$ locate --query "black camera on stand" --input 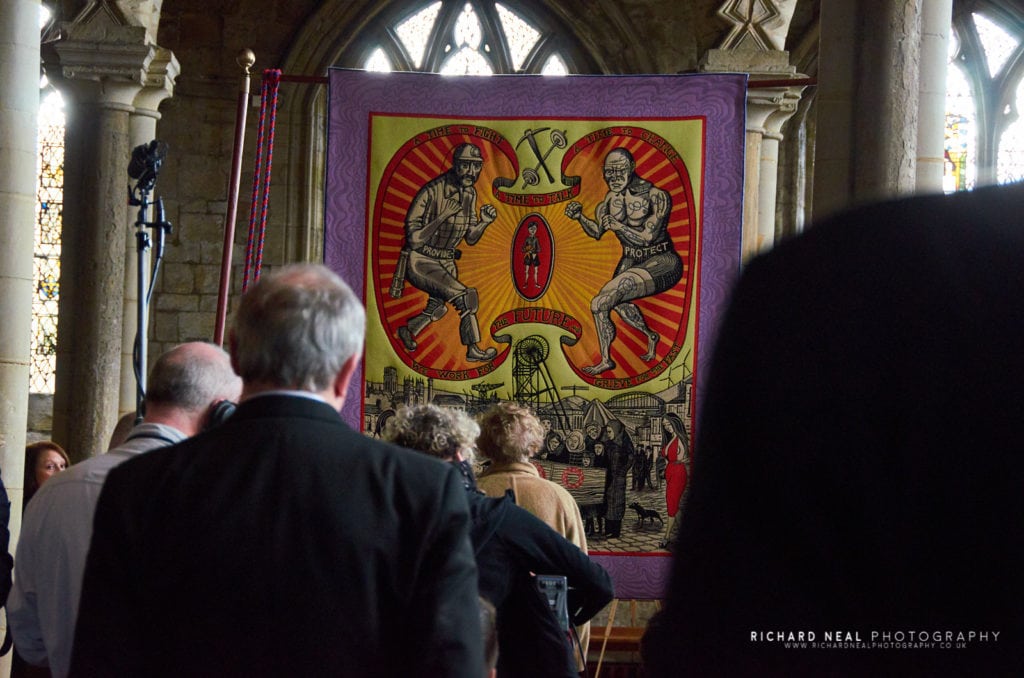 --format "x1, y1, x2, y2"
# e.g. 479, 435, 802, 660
128, 140, 173, 423
128, 140, 168, 194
